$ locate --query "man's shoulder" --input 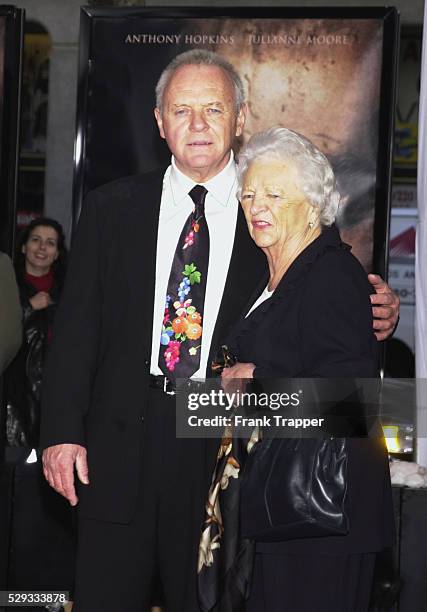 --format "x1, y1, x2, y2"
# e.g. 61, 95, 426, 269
85, 168, 166, 208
